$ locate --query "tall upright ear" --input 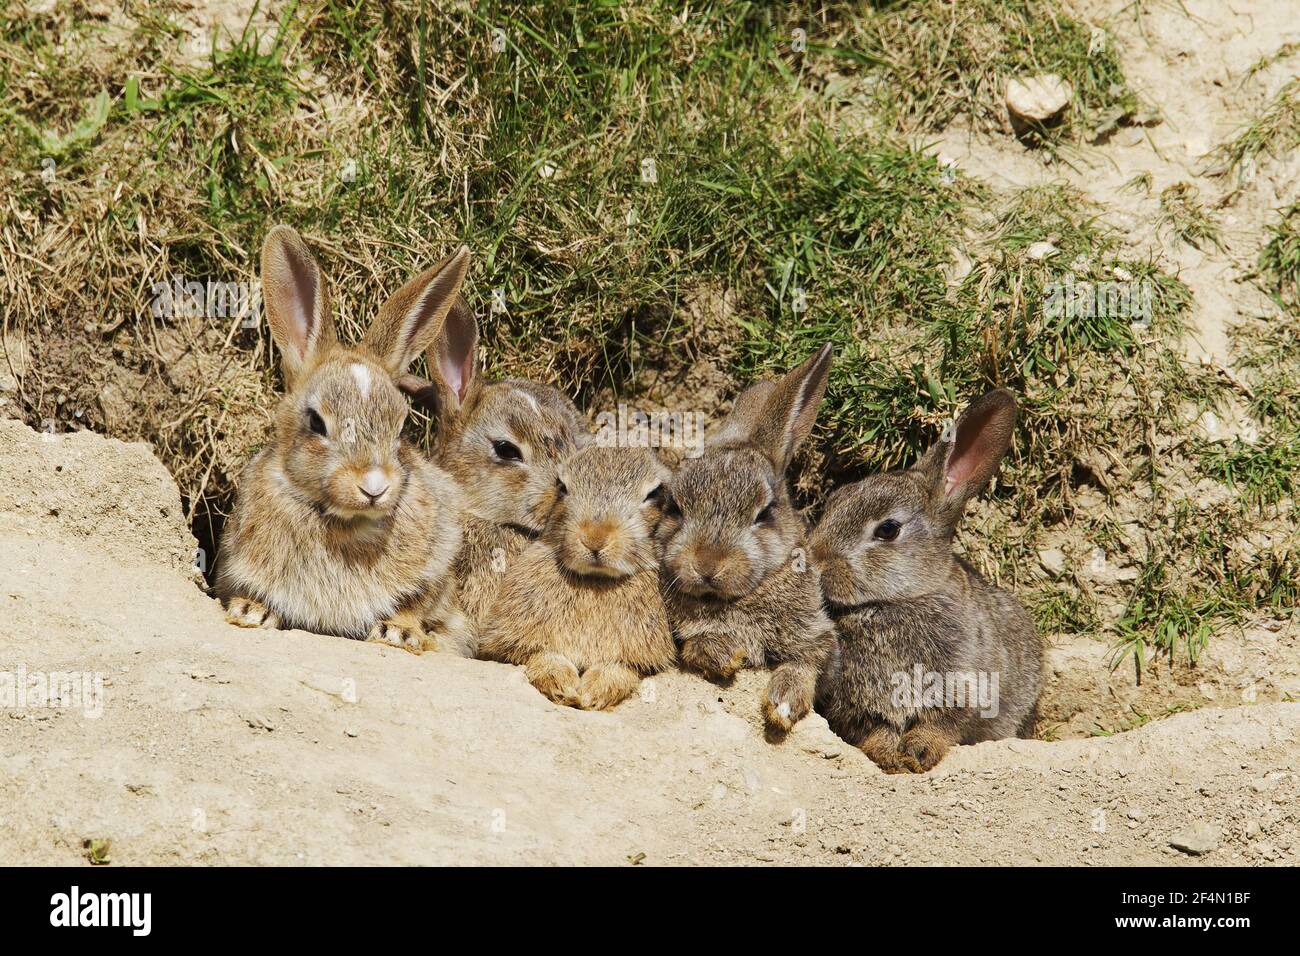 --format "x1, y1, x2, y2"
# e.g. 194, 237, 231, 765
260, 225, 335, 386
396, 292, 477, 426
429, 292, 478, 409
709, 380, 776, 448
748, 343, 834, 473
915, 388, 1018, 528
364, 245, 470, 377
